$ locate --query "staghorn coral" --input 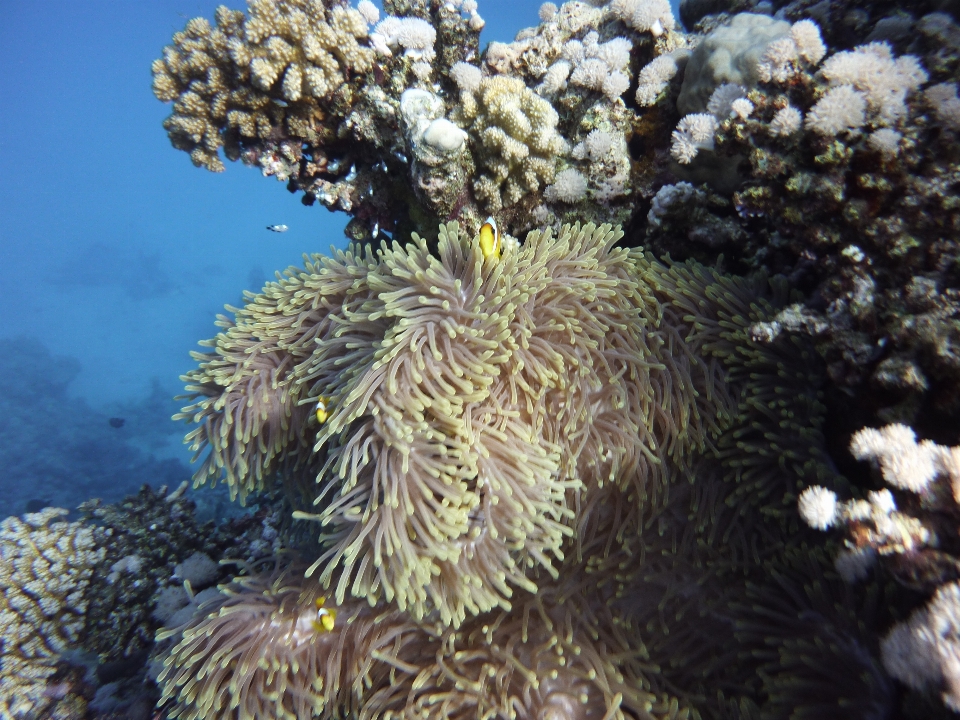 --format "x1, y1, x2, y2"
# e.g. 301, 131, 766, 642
0, 508, 105, 720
